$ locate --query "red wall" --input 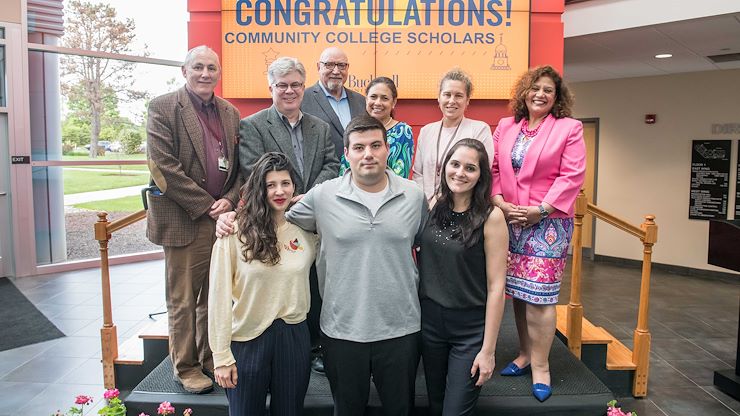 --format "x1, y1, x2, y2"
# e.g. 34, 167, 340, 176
187, 0, 565, 132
